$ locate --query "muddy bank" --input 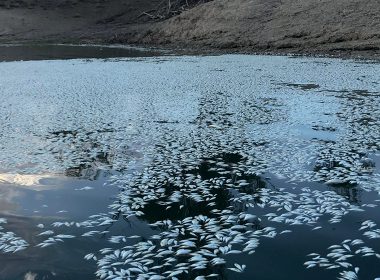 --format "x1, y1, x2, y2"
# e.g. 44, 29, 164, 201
0, 0, 380, 57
